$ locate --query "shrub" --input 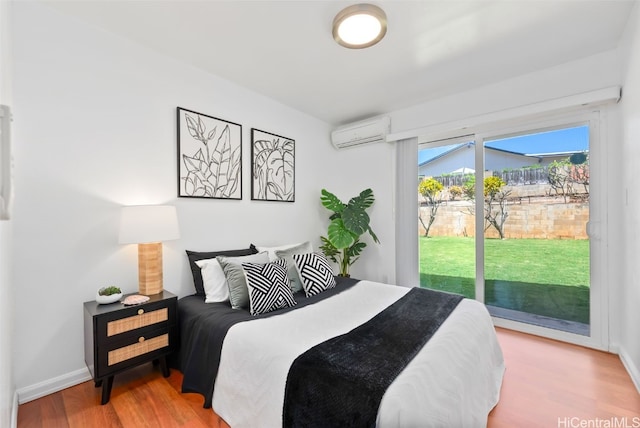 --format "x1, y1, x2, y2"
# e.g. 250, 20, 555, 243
463, 175, 476, 199
449, 185, 463, 200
